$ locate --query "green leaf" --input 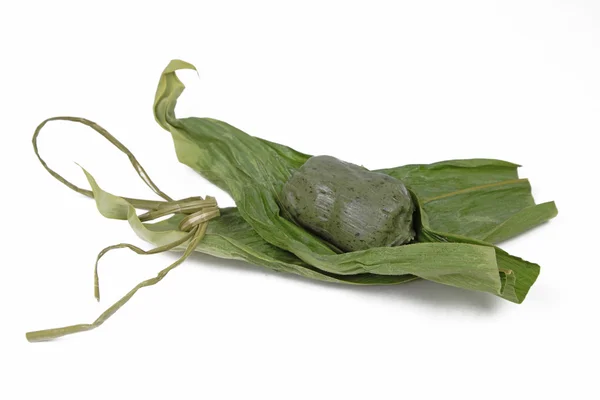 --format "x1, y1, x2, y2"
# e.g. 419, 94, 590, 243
152, 60, 553, 302
384, 161, 557, 242
419, 227, 540, 303
82, 167, 132, 219
481, 201, 558, 243
143, 208, 420, 285
86, 170, 420, 287
154, 61, 556, 245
